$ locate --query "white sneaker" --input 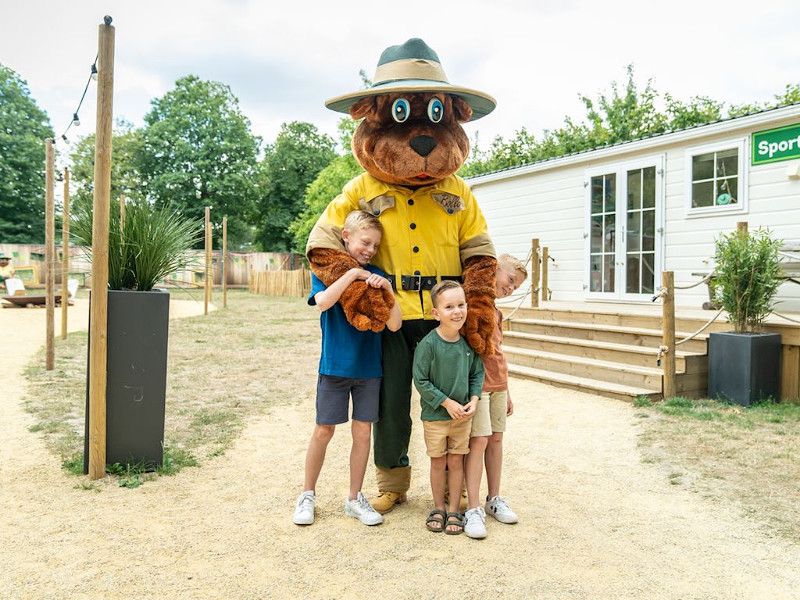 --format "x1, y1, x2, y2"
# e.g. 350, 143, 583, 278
485, 495, 518, 524
464, 507, 487, 539
344, 491, 384, 526
293, 490, 315, 525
